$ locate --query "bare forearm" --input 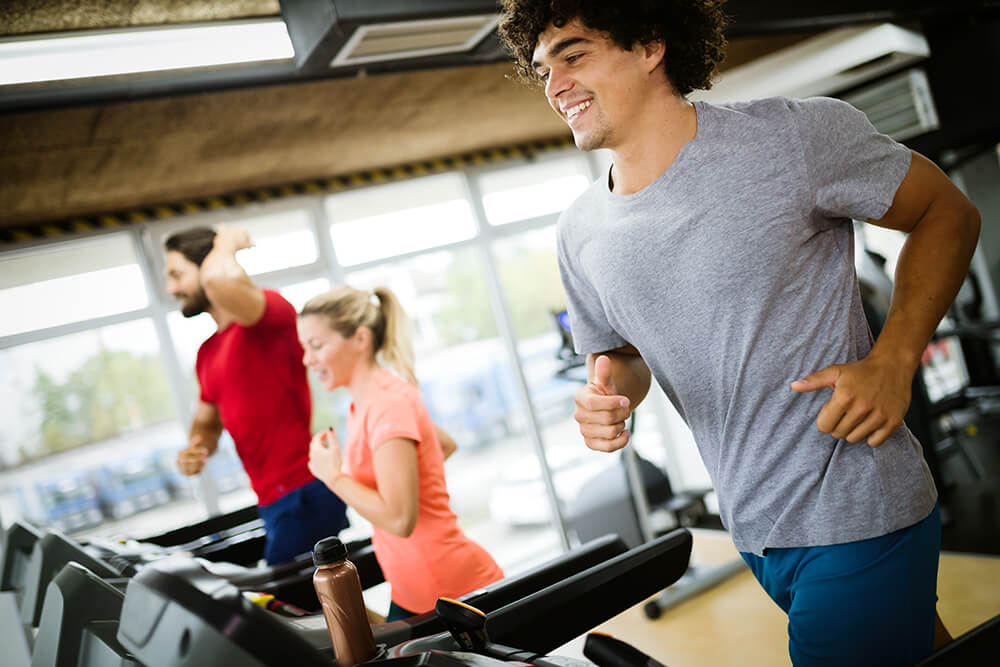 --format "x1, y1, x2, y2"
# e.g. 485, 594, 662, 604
328, 476, 415, 537
200, 239, 252, 295
188, 421, 221, 454
873, 199, 980, 375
